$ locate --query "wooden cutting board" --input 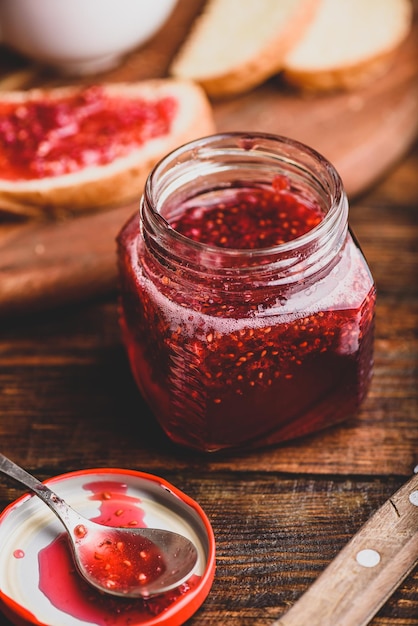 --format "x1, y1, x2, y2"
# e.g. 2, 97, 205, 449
1, 0, 418, 317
